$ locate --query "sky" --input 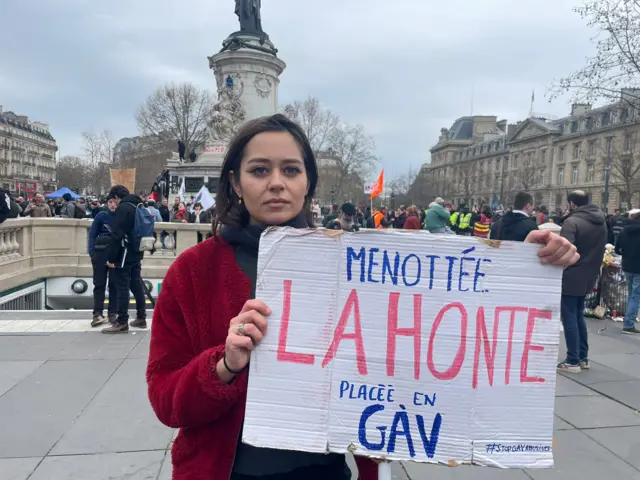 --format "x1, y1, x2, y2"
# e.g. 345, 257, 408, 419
0, 0, 597, 181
